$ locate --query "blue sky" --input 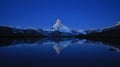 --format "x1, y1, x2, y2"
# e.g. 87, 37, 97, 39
0, 0, 120, 30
